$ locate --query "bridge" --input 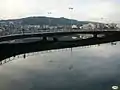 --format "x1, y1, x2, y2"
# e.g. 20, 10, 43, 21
0, 29, 120, 64
0, 30, 120, 42
1, 32, 120, 63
